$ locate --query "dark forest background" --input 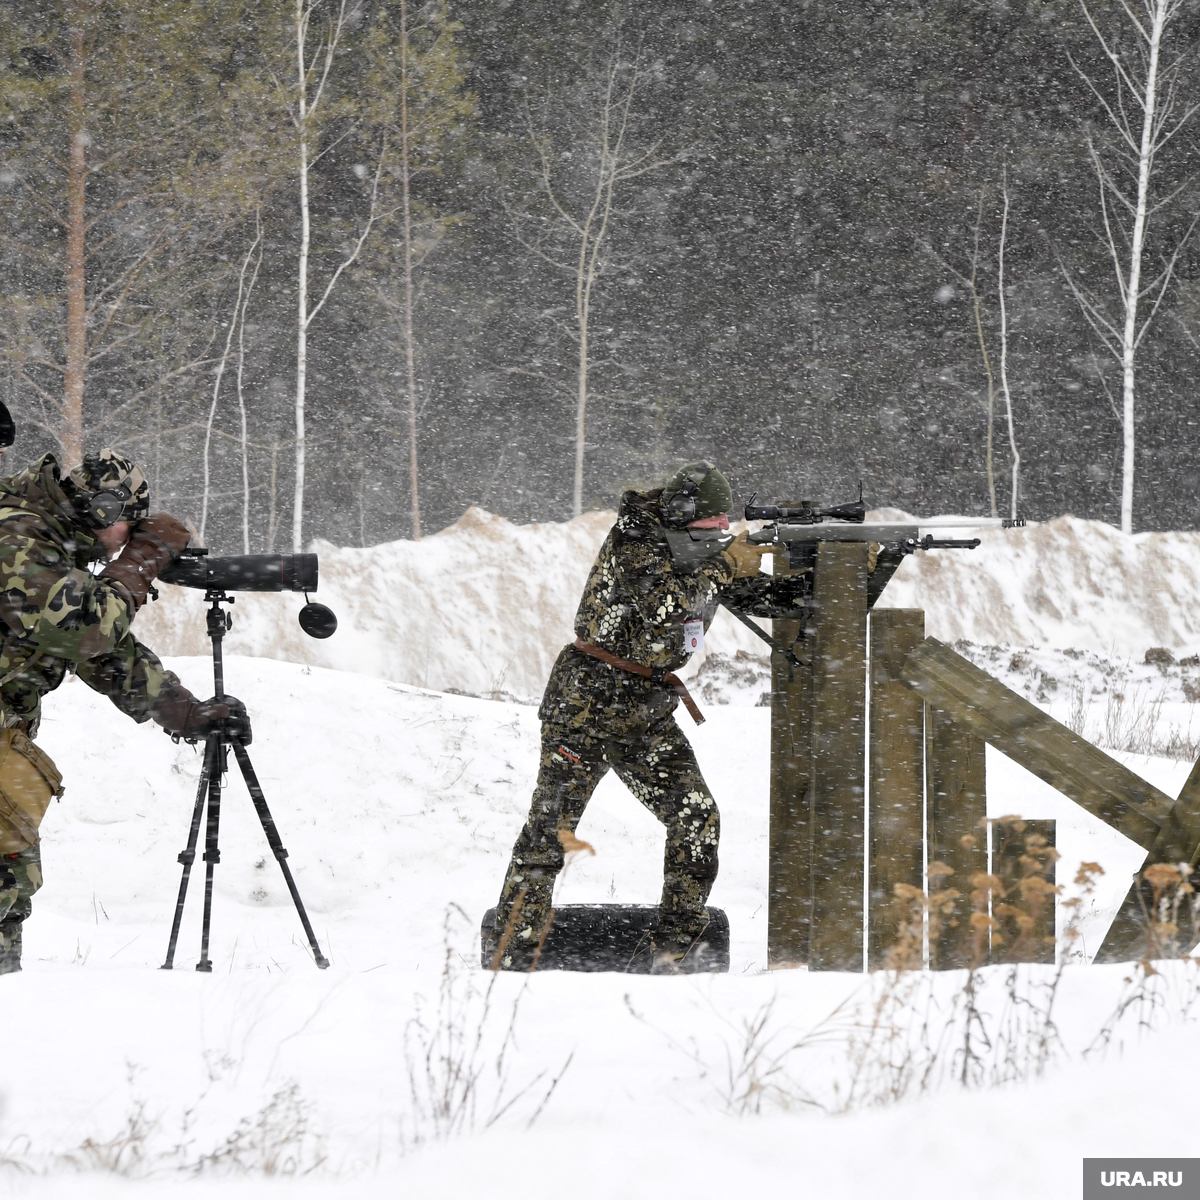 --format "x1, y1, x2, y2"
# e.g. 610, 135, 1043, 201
3, 0, 1200, 549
